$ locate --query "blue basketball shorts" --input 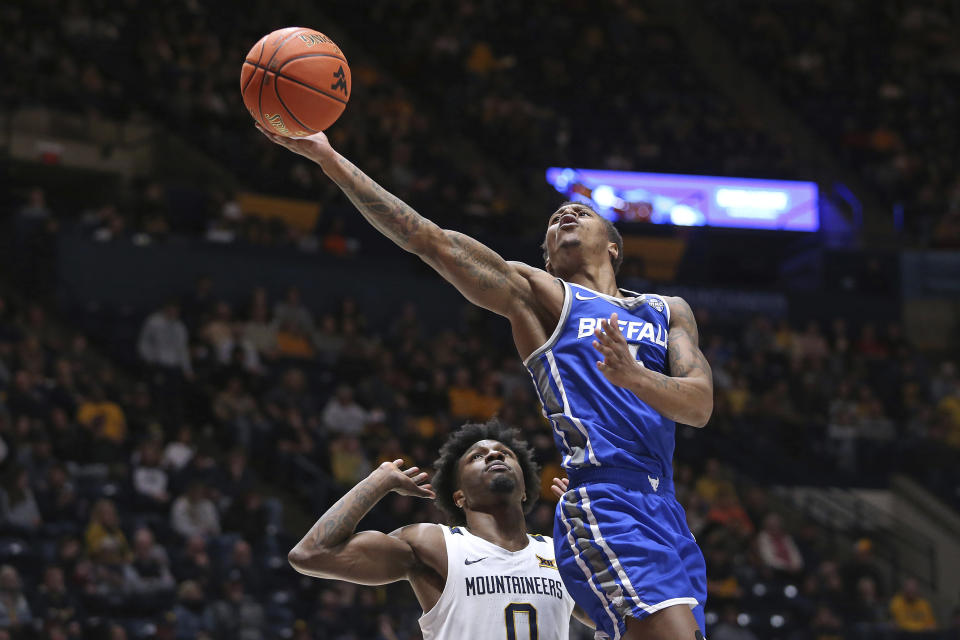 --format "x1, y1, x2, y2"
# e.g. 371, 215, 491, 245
553, 473, 707, 639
